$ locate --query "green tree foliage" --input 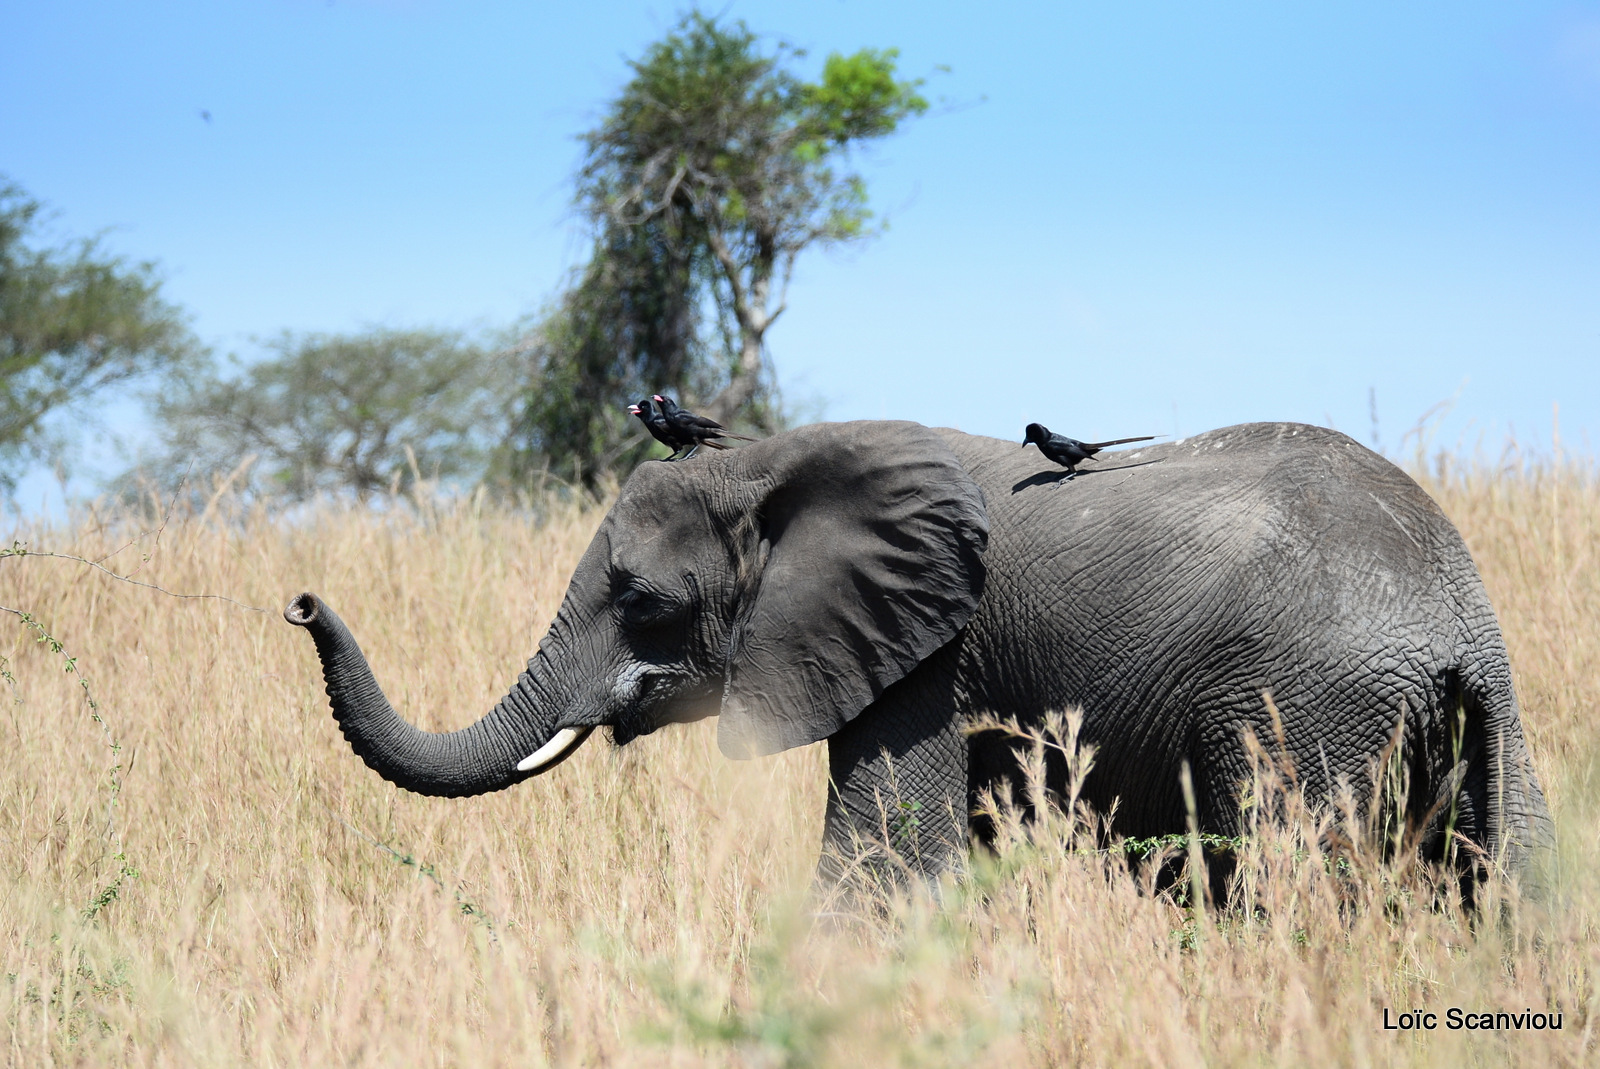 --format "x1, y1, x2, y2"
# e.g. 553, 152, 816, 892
508, 11, 928, 485
0, 177, 197, 491
138, 328, 511, 502
498, 215, 712, 489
